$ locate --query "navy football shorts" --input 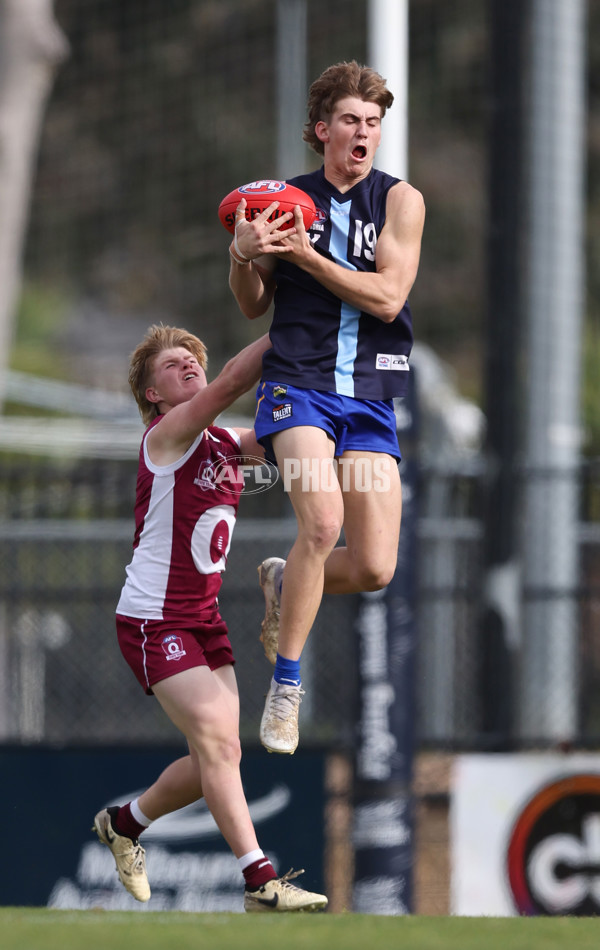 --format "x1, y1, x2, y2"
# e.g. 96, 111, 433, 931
254, 381, 401, 464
